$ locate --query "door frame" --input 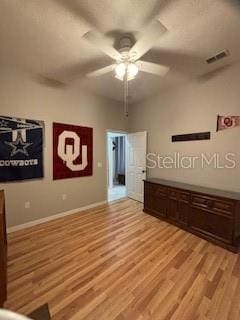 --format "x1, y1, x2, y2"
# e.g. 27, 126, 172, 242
106, 130, 127, 202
